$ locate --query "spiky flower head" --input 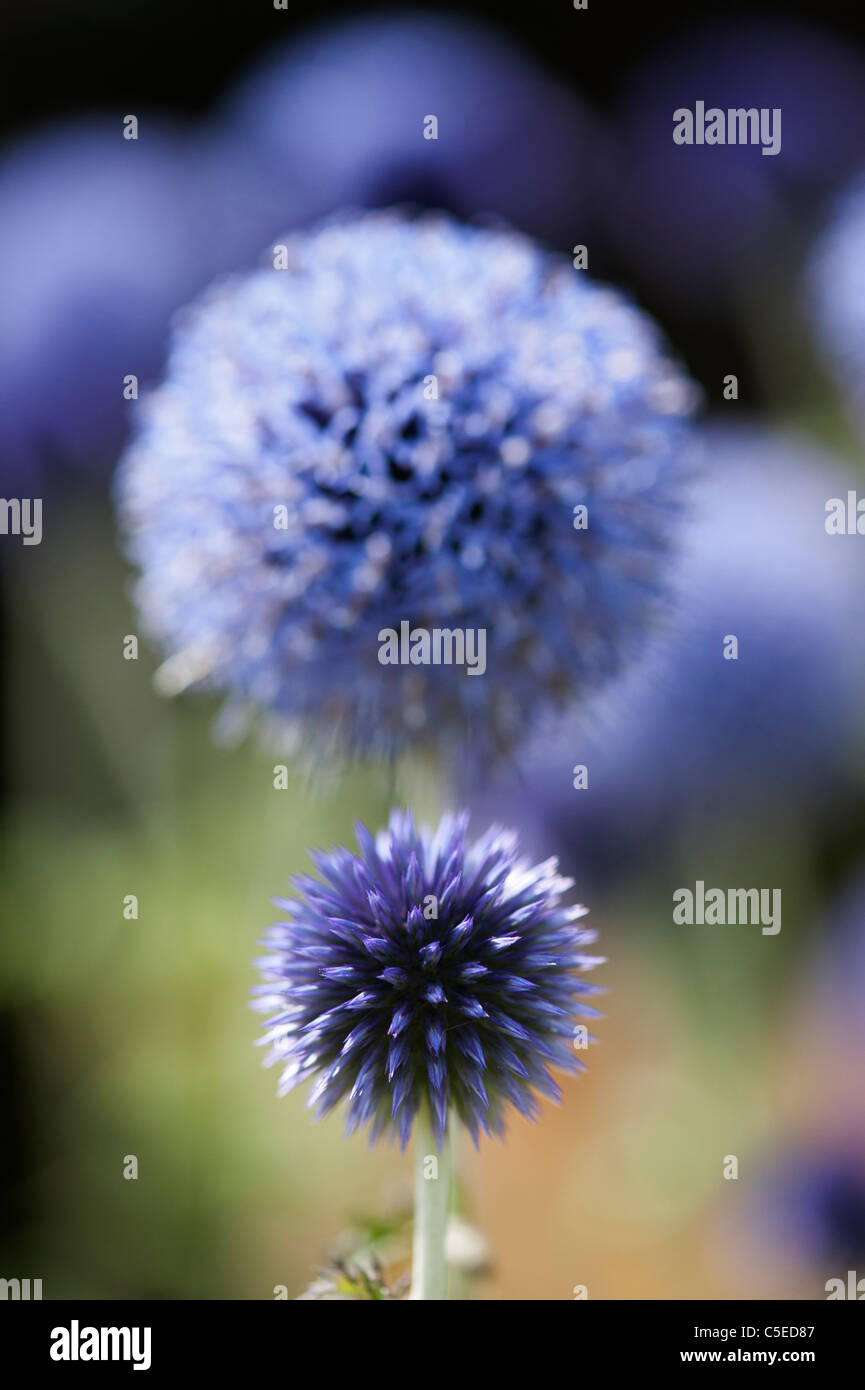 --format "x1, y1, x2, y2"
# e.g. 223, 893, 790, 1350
253, 810, 602, 1147
117, 210, 696, 762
